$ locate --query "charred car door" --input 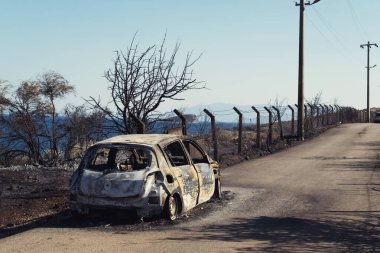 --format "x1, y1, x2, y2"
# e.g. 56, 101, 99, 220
163, 141, 200, 209
182, 139, 215, 204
